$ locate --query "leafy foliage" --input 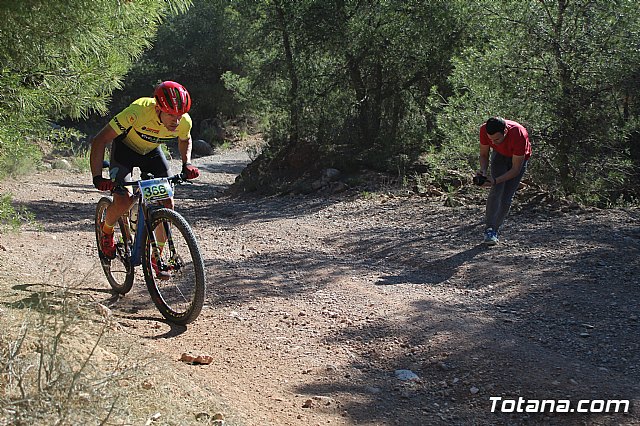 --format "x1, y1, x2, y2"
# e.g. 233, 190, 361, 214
0, 194, 35, 232
0, 0, 191, 176
224, 0, 468, 185
107, 0, 244, 134
4, 0, 640, 204
218, 0, 640, 203
438, 0, 640, 205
